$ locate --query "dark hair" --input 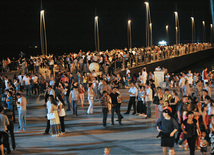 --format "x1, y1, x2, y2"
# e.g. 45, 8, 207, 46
0, 106, 3, 113
172, 90, 178, 96
163, 109, 171, 115
103, 91, 107, 95
16, 93, 21, 96
202, 89, 208, 93
165, 88, 169, 92
157, 86, 162, 90
183, 95, 188, 98
186, 111, 194, 117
